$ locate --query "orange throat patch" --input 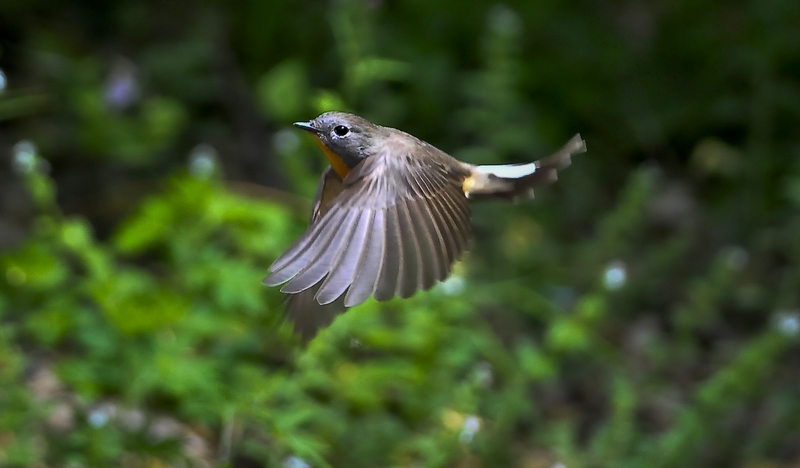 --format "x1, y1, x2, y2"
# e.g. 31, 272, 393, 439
313, 137, 350, 179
